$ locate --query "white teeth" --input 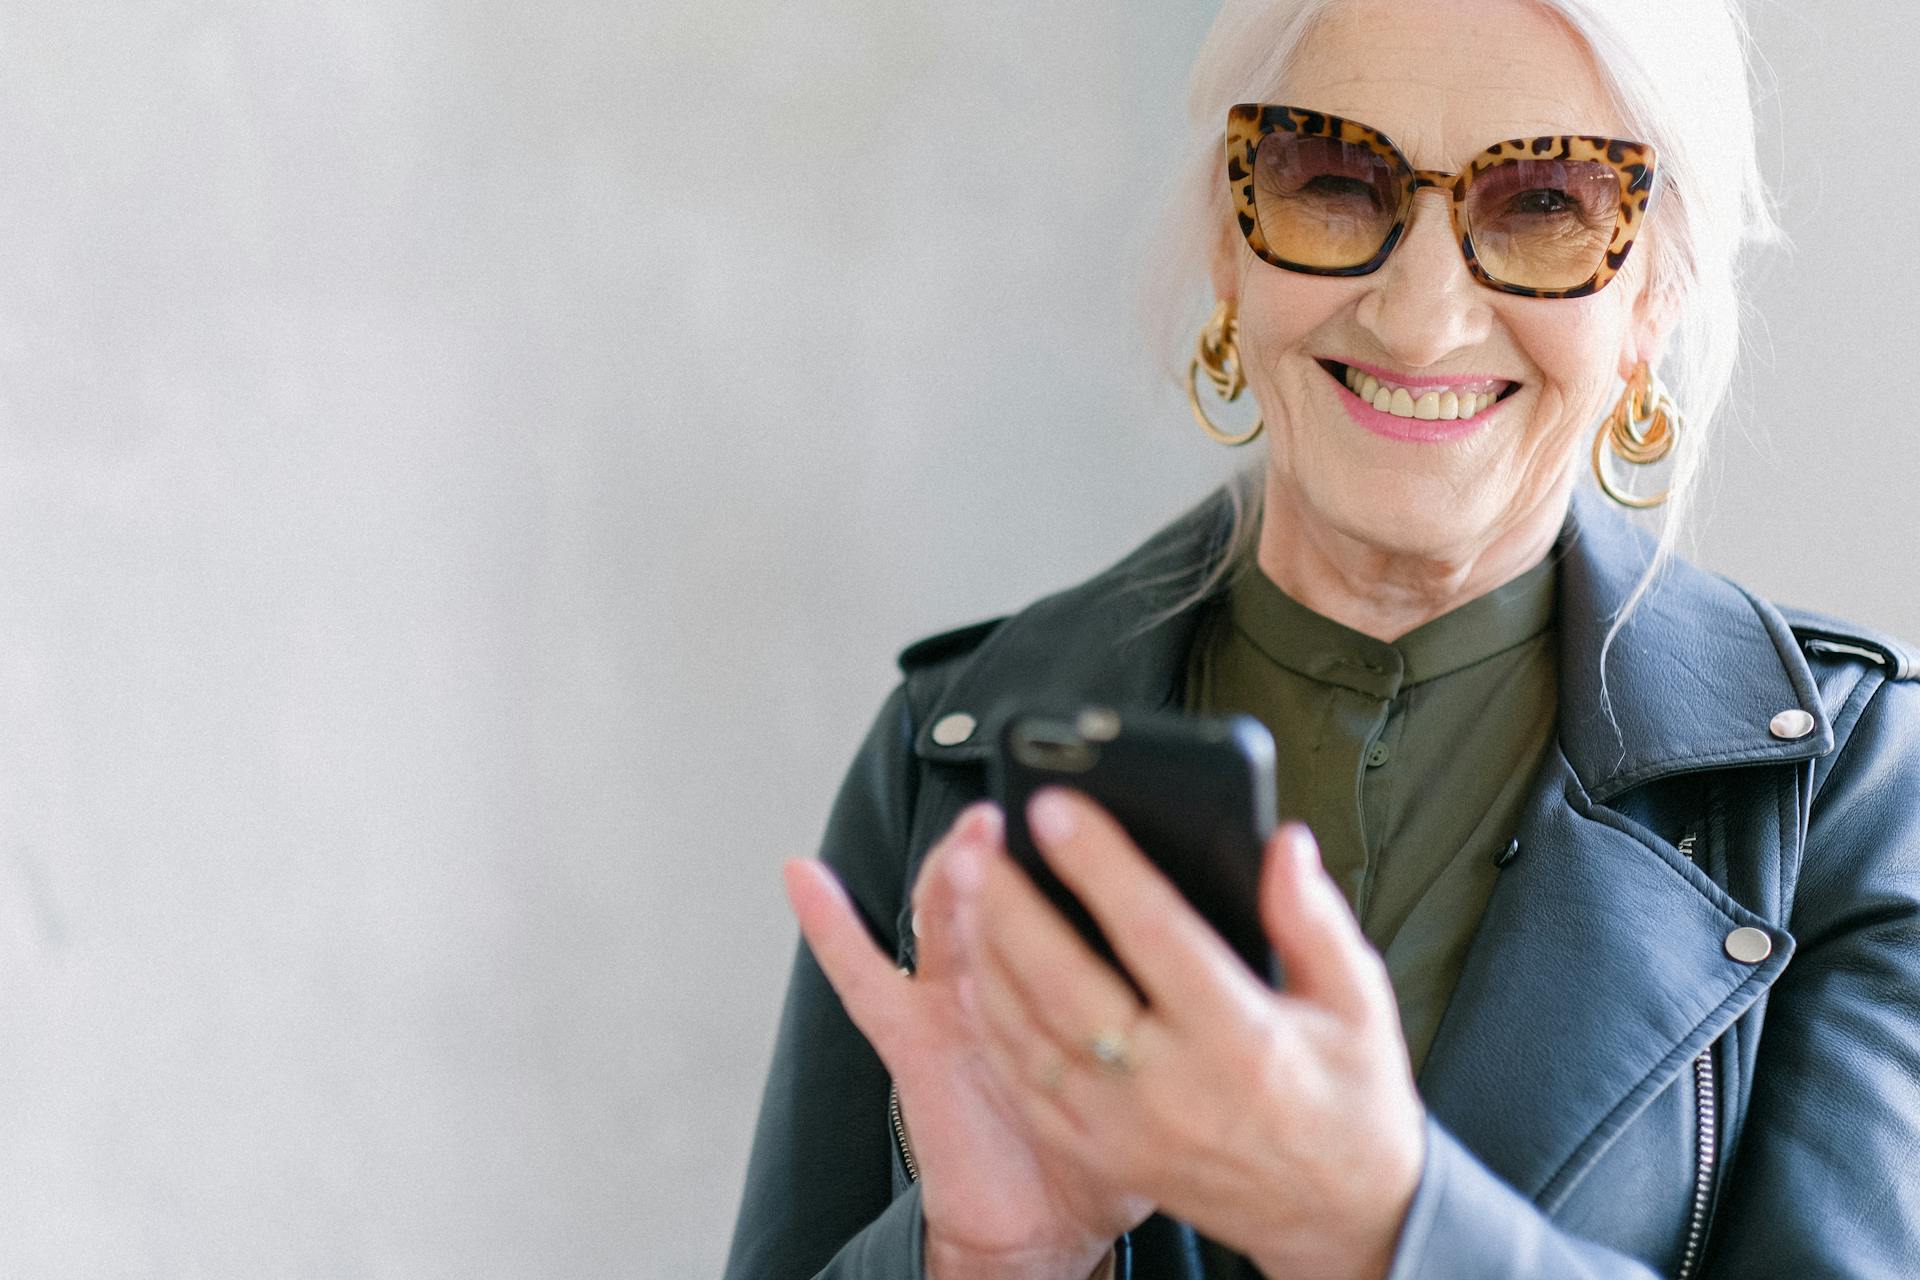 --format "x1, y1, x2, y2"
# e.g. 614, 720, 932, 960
1336, 363, 1511, 421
